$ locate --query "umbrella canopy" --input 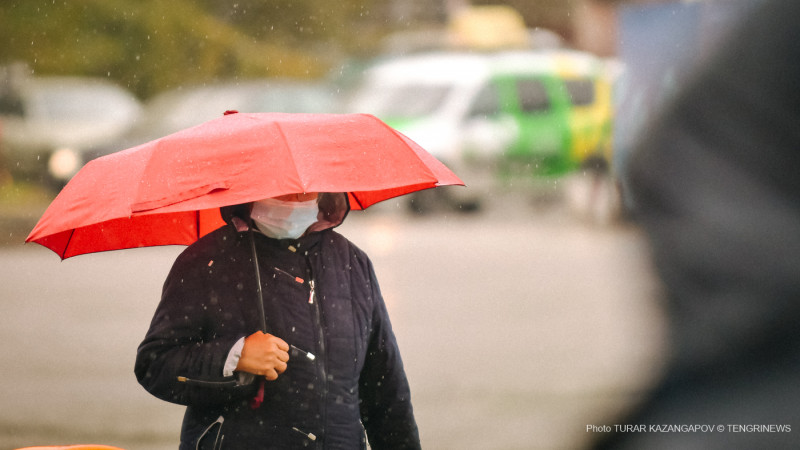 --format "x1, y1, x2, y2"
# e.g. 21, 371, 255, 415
26, 112, 463, 259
